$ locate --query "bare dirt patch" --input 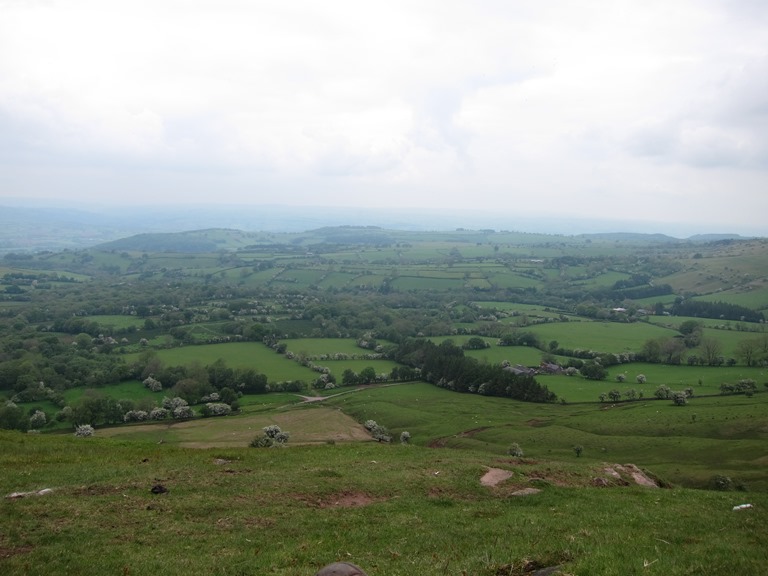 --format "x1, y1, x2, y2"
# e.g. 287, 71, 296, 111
297, 491, 382, 509
457, 426, 490, 437
525, 418, 550, 427
0, 545, 34, 559
69, 484, 134, 497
